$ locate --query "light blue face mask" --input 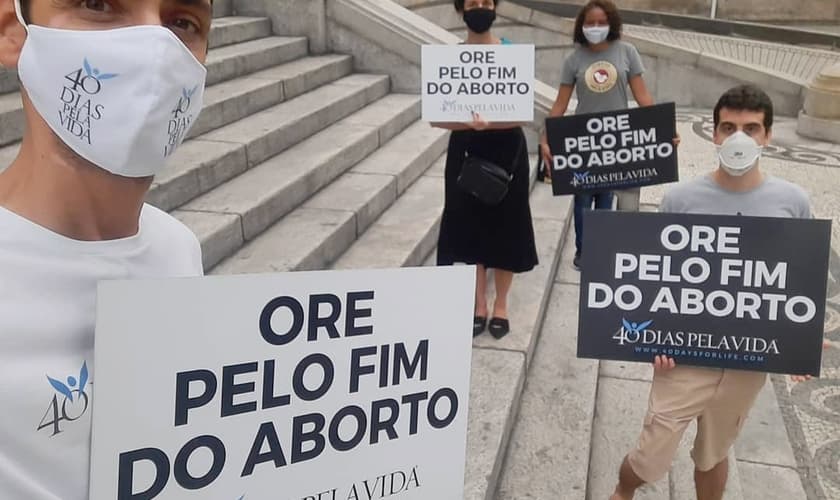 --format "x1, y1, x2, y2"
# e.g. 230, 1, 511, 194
583, 25, 610, 44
